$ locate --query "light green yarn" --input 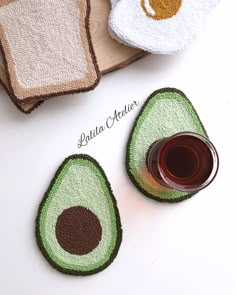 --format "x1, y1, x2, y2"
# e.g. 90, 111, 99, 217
127, 88, 207, 202
36, 155, 122, 275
